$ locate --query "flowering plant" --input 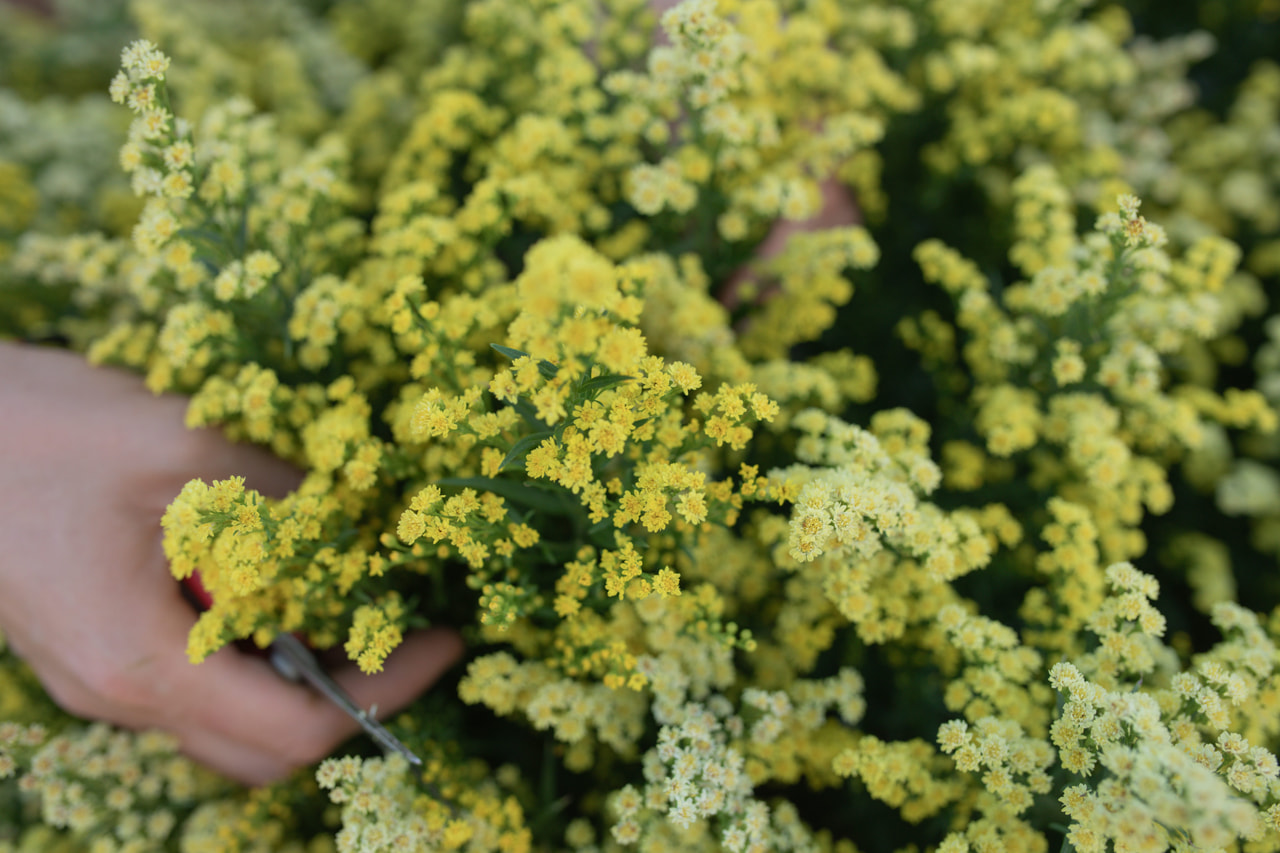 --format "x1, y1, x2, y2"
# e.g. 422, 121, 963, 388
3, 1, 1280, 851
